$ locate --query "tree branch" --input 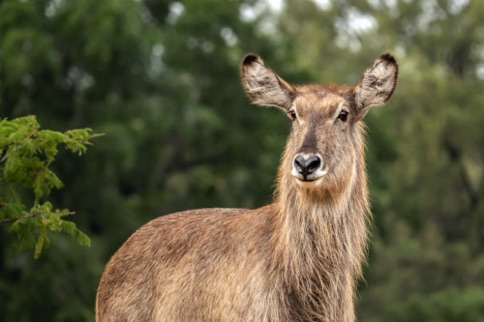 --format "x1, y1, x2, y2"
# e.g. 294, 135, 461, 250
0, 211, 75, 225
